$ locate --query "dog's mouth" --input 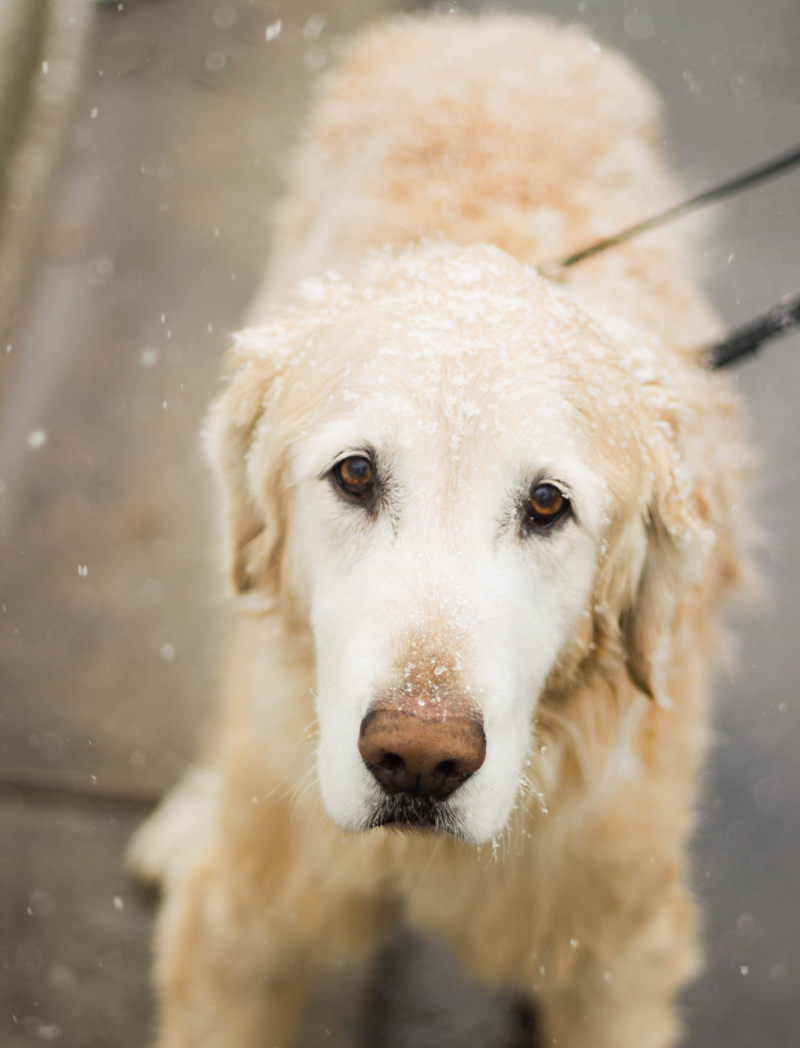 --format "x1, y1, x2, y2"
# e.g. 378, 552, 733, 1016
365, 793, 465, 837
